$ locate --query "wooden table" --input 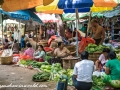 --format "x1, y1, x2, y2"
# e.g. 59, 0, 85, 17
62, 57, 80, 69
